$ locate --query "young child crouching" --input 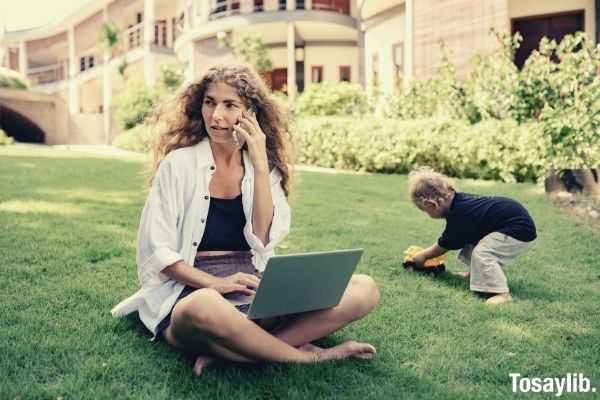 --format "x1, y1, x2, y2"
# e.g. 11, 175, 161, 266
407, 167, 537, 305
